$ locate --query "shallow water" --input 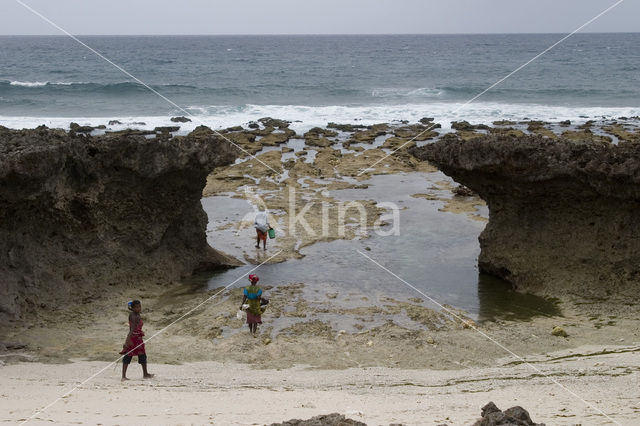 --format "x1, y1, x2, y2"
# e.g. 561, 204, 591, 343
200, 172, 559, 322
